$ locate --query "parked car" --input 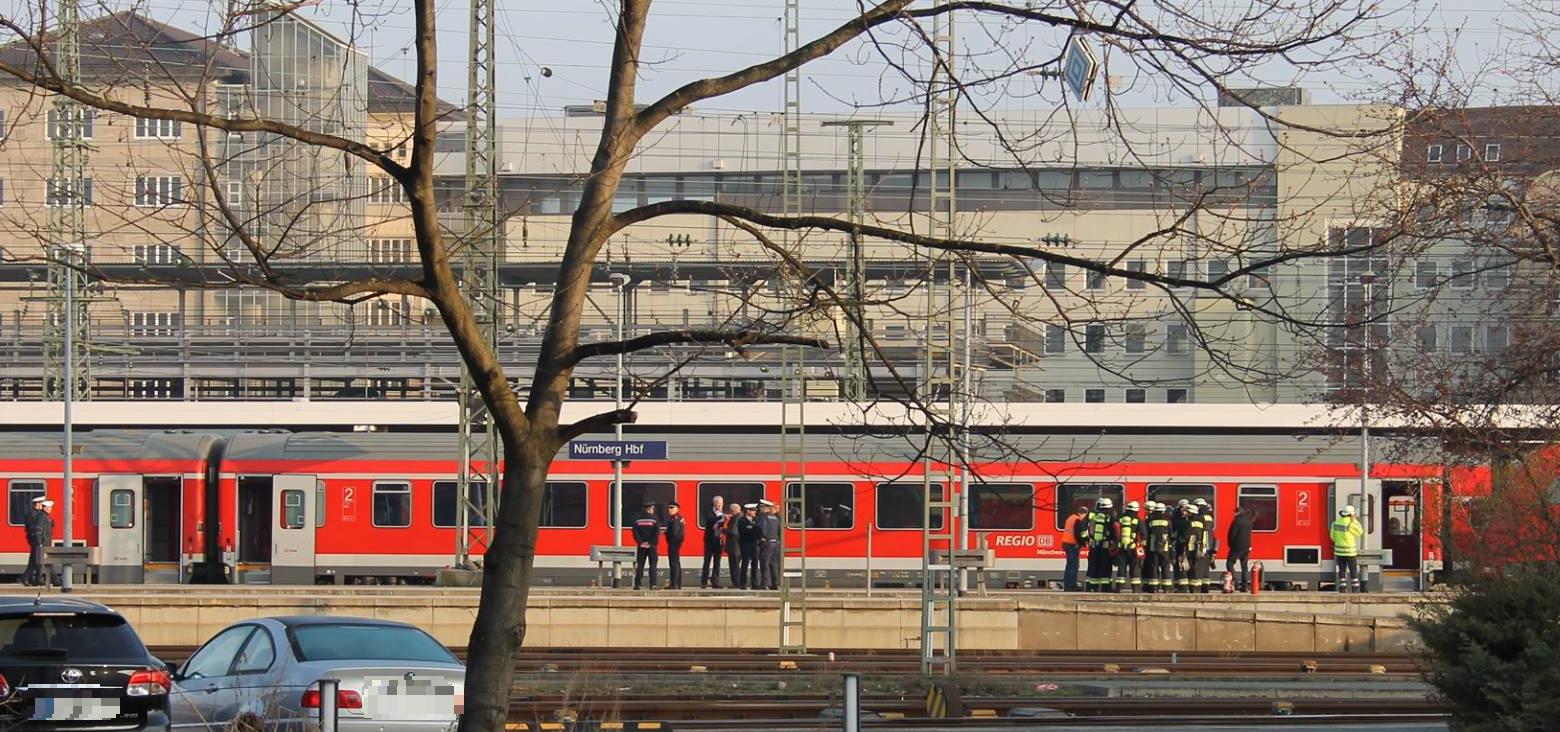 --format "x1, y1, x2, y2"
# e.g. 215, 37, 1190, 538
168, 616, 464, 731
0, 596, 173, 730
